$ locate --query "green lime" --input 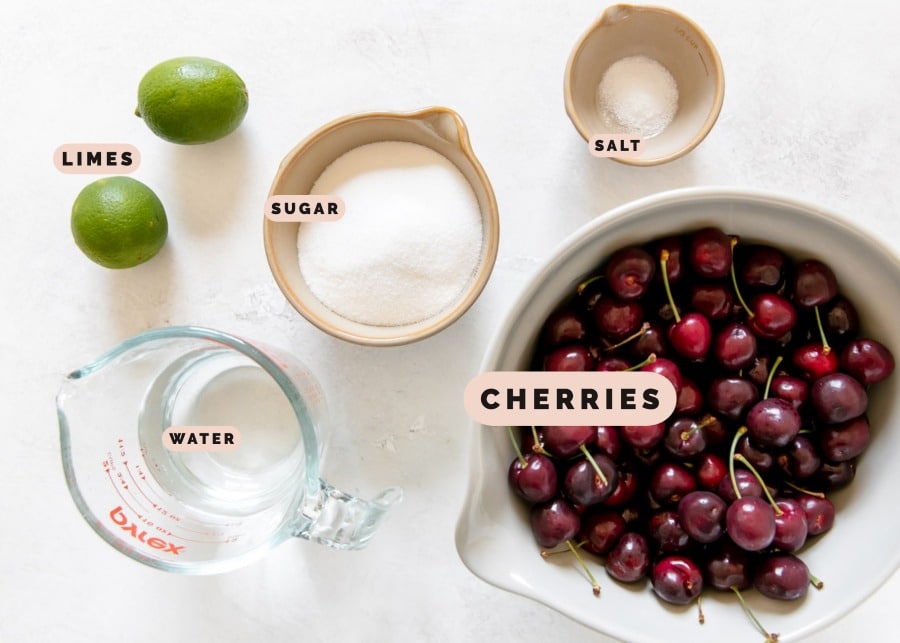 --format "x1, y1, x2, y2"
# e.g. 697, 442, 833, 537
71, 177, 168, 269
136, 56, 249, 144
